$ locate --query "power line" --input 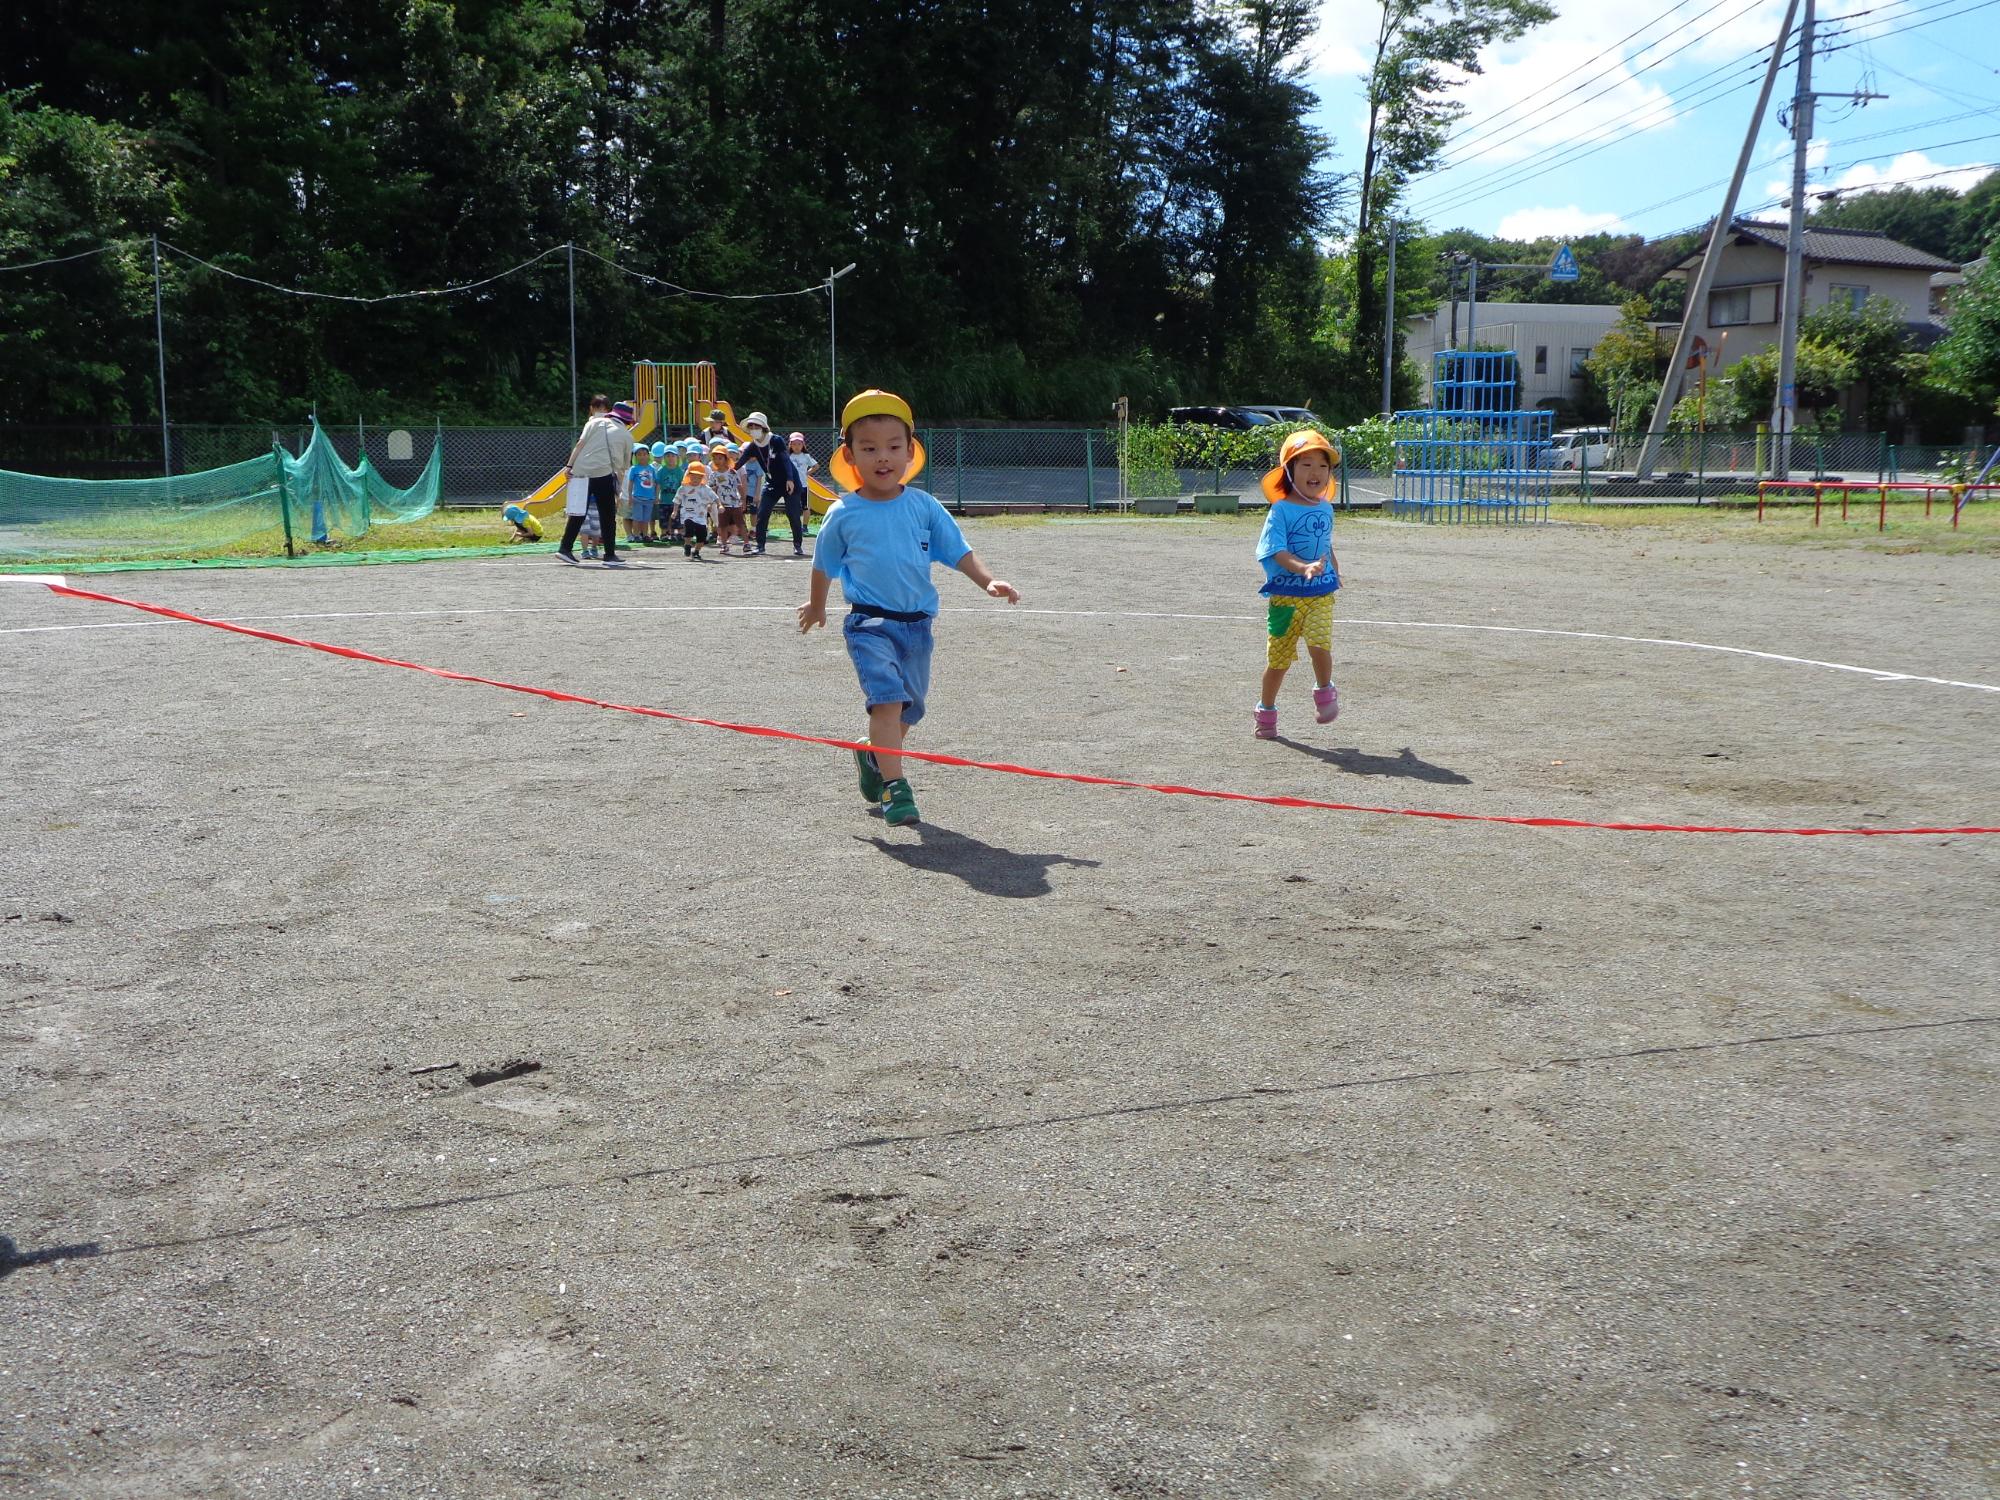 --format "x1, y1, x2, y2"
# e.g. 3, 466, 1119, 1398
0, 243, 131, 275
1619, 108, 2000, 222
159, 241, 571, 303
95, 240, 835, 306
569, 245, 826, 300
1416, 56, 1775, 220
1415, 0, 2000, 225
1431, 0, 1772, 176
1431, 0, 1722, 158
